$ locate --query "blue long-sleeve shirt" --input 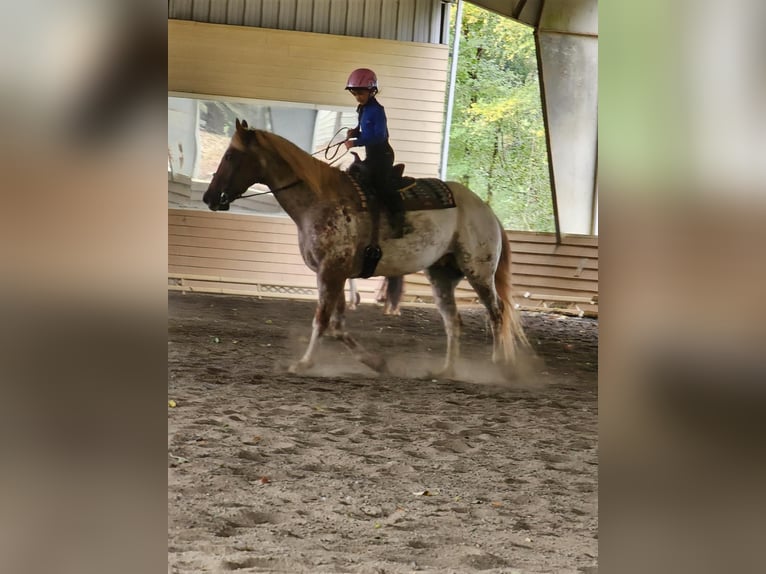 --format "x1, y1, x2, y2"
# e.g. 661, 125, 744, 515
353, 98, 389, 148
